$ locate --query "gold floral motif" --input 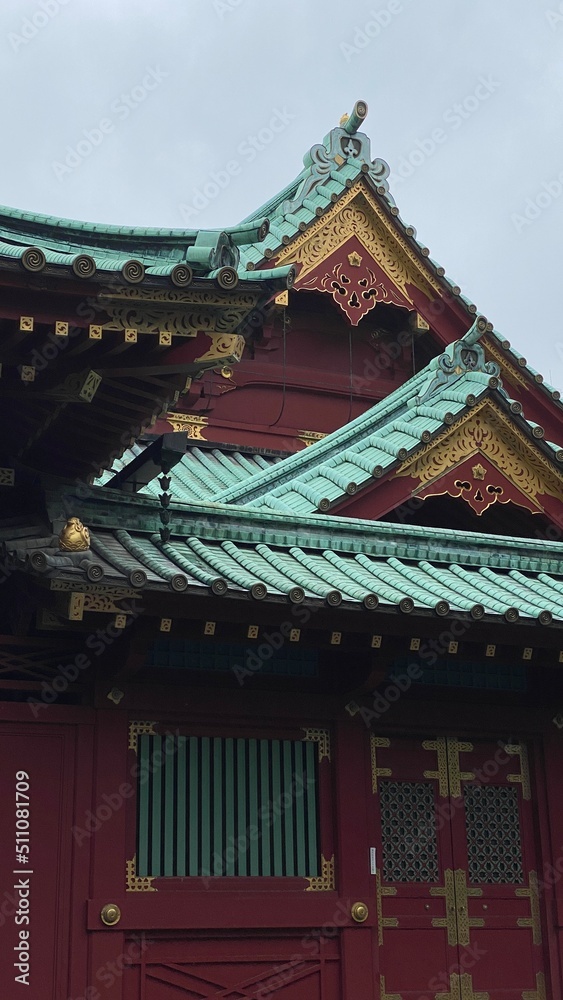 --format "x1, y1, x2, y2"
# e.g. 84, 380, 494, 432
305, 854, 335, 891
126, 856, 157, 892
0, 468, 15, 486
302, 727, 331, 761
277, 182, 441, 302
398, 401, 563, 505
